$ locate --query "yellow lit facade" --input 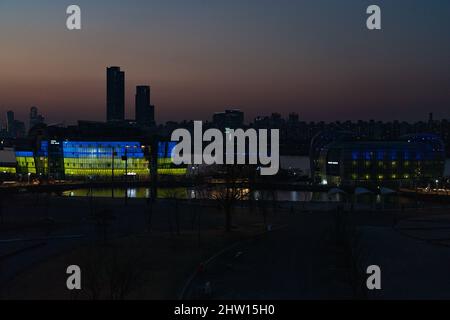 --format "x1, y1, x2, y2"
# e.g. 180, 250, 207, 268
15, 151, 37, 174
2, 140, 188, 180
157, 142, 187, 176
